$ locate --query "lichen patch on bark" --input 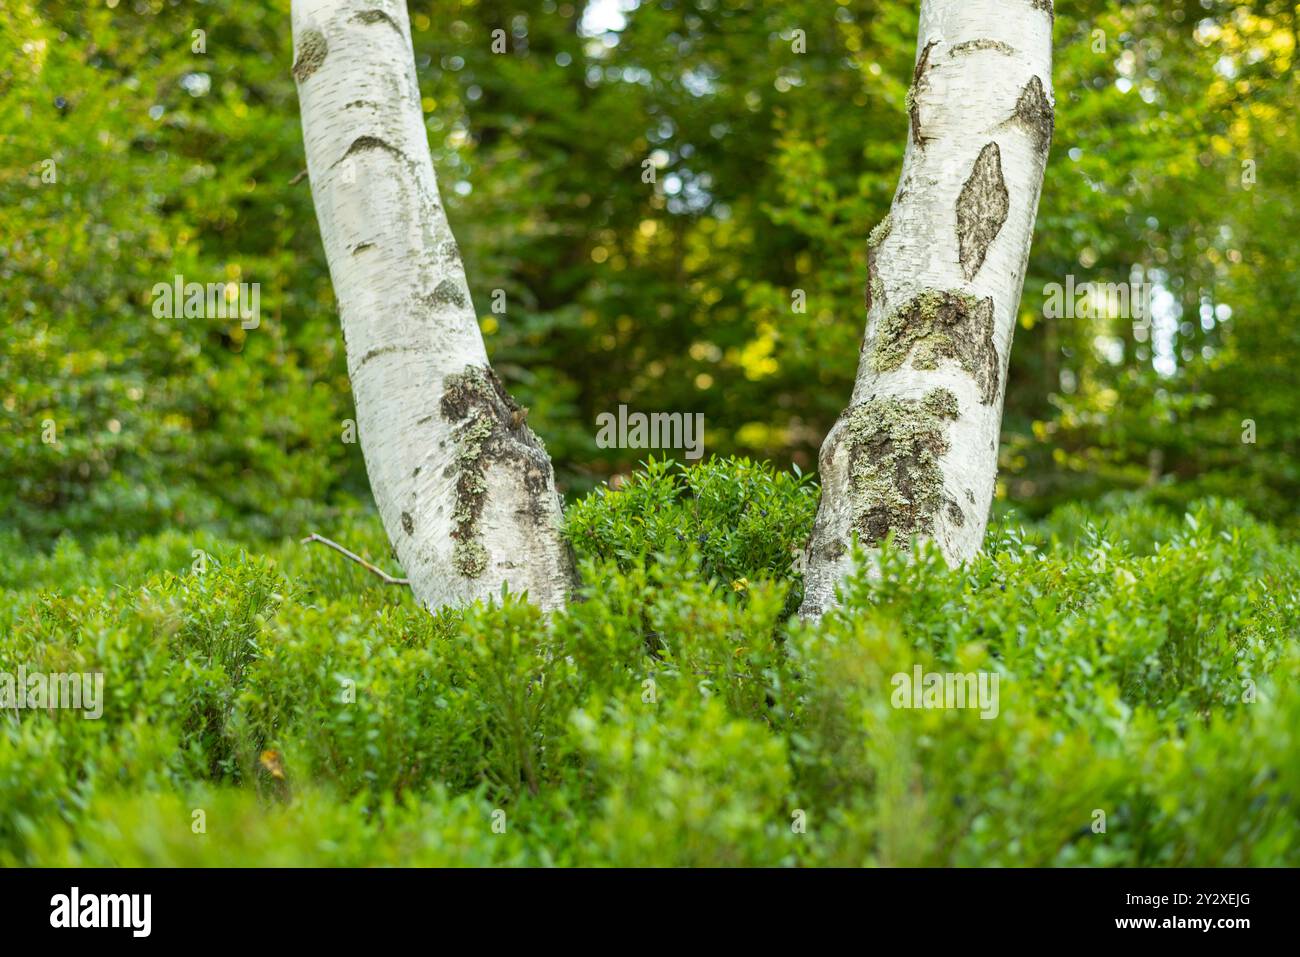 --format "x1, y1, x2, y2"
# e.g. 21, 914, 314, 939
840, 388, 959, 547
867, 276, 885, 313
867, 214, 893, 251
956, 142, 1010, 281
865, 213, 893, 311
292, 29, 328, 83
440, 365, 556, 579
871, 290, 1000, 404
438, 240, 461, 265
